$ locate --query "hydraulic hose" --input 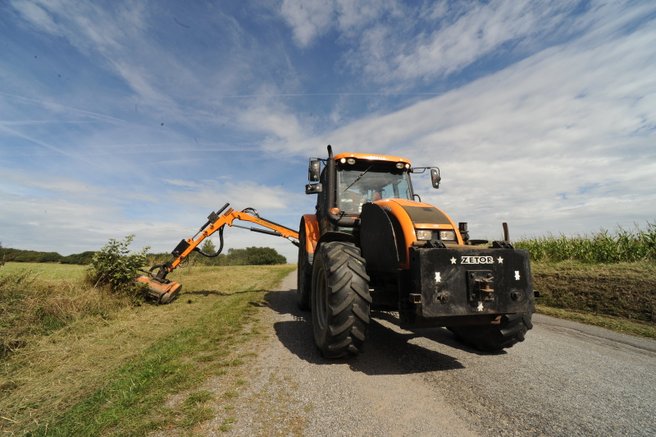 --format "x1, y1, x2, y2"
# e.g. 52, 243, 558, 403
195, 226, 225, 258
